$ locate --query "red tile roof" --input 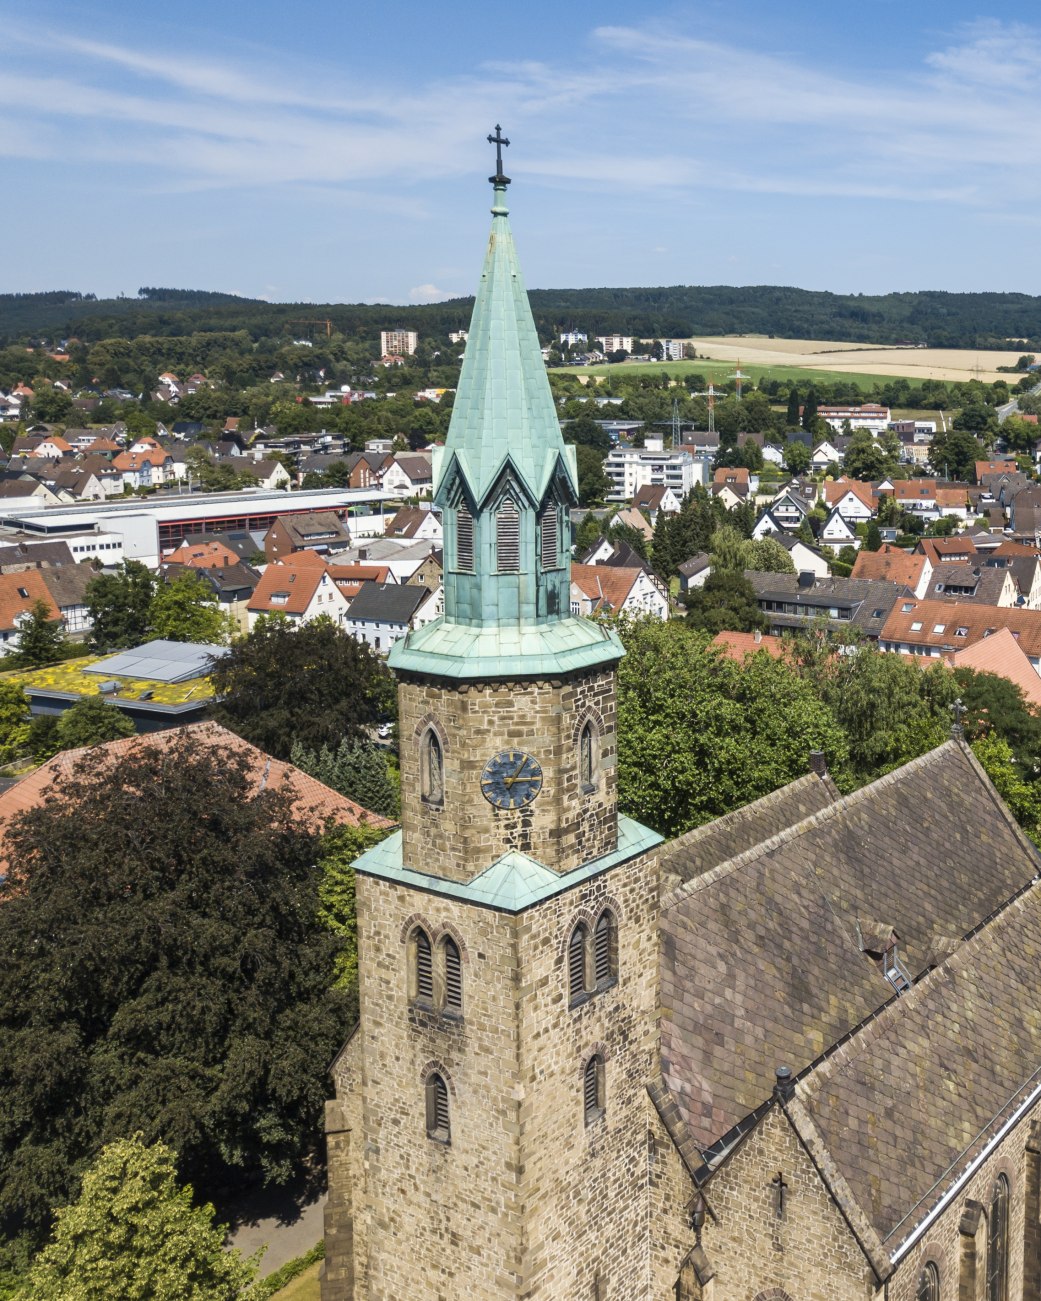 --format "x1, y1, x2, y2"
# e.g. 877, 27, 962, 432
0, 571, 59, 633
850, 545, 927, 589
710, 630, 788, 660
